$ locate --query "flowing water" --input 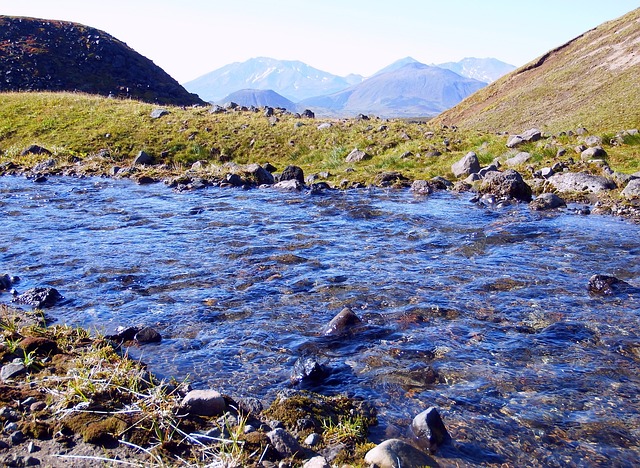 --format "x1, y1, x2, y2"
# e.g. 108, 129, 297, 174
1, 175, 639, 466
